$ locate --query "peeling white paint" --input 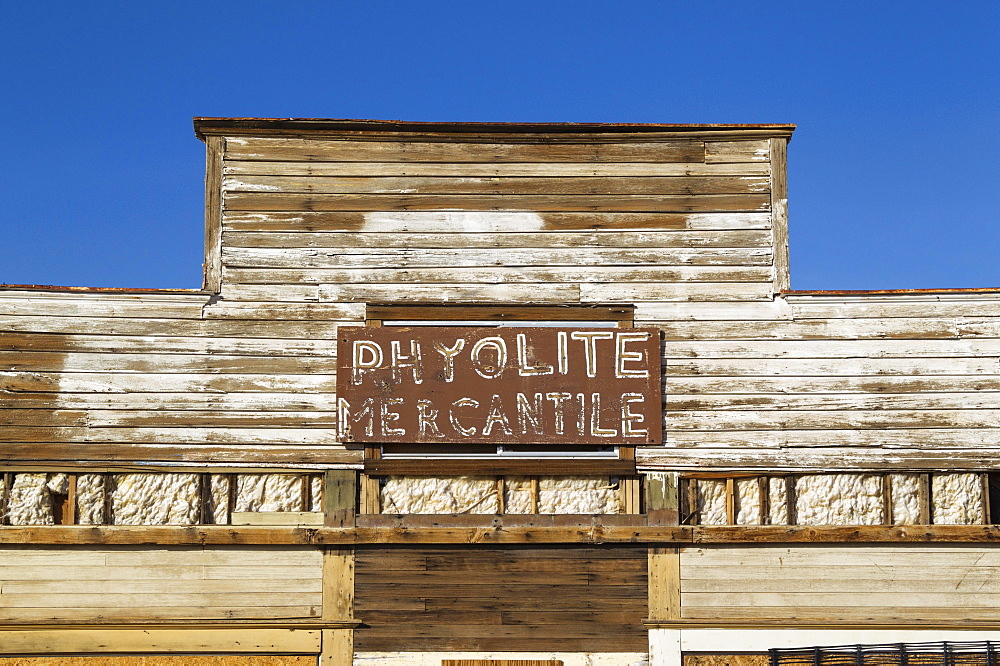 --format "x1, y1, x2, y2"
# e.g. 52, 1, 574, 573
363, 210, 546, 232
